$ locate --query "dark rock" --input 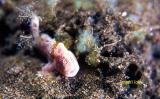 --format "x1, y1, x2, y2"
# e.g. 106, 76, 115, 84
152, 42, 160, 59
